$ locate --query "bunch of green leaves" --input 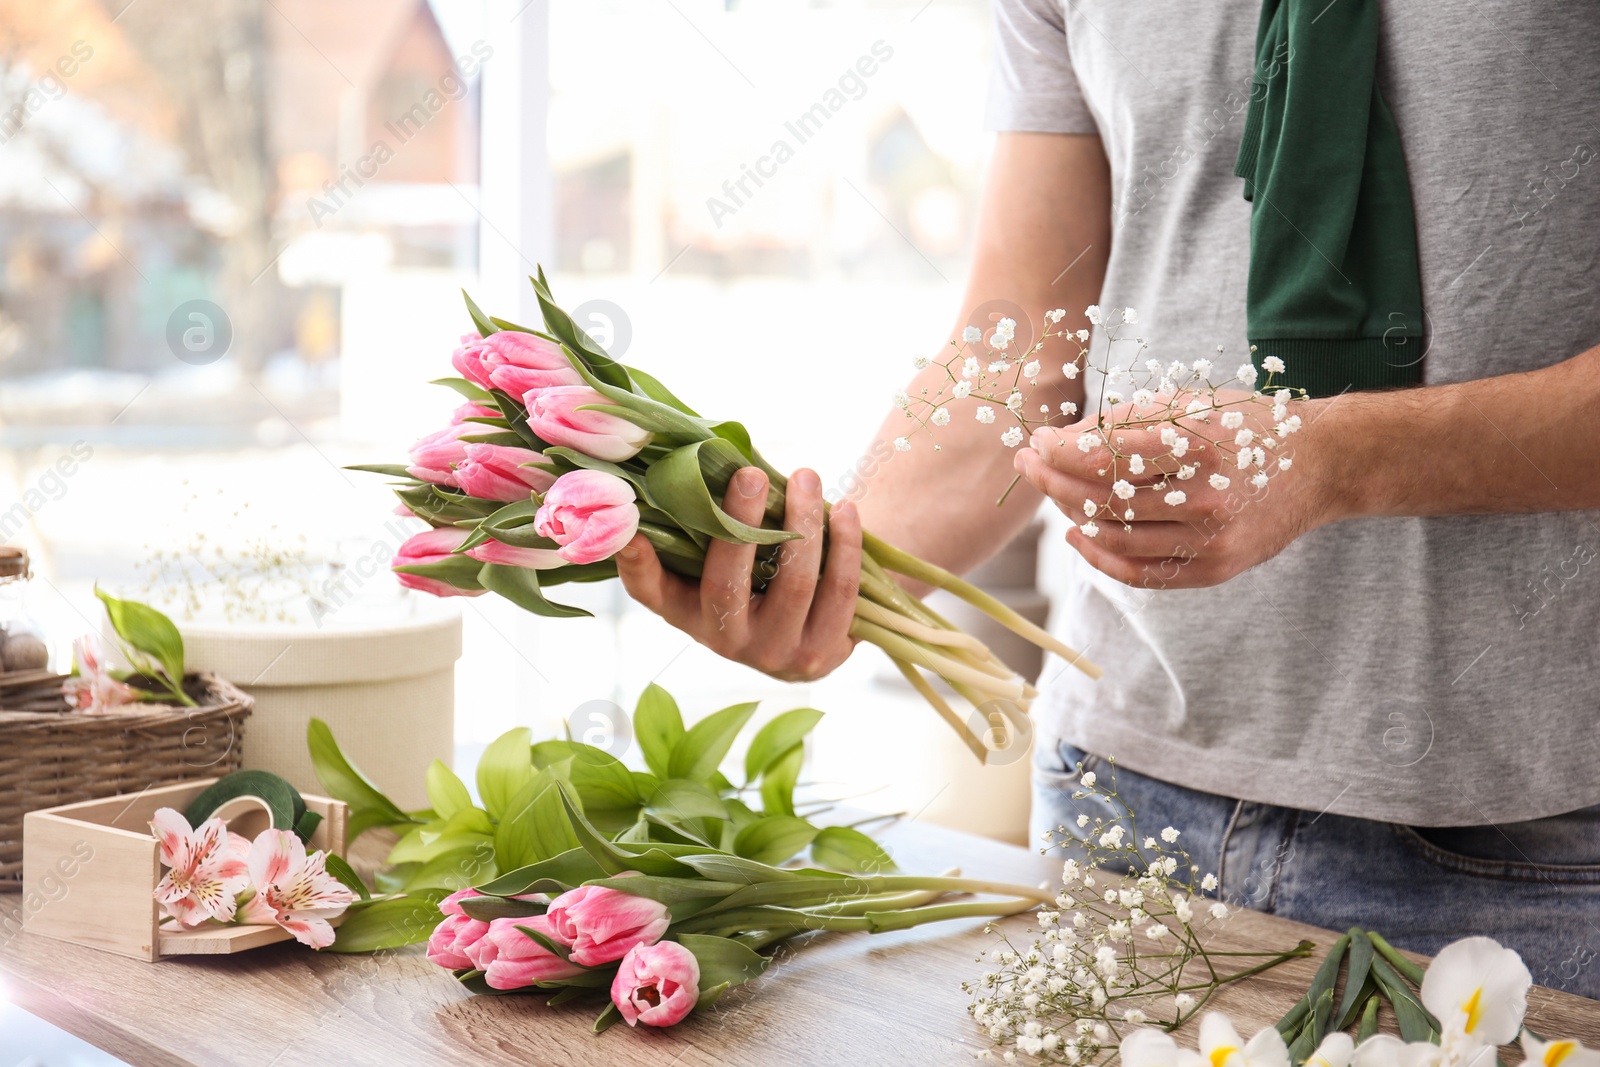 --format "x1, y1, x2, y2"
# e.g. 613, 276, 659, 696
90, 587, 194, 706
309, 683, 896, 951
1275, 928, 1440, 1062
347, 268, 793, 617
